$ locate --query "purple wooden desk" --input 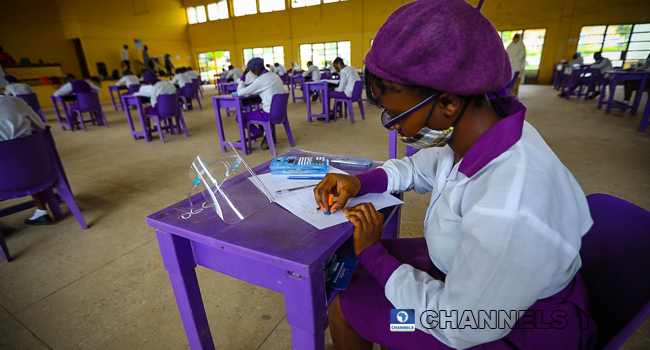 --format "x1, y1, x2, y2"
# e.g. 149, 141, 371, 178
212, 95, 261, 155
146, 149, 402, 350
222, 83, 238, 95
50, 95, 77, 131
597, 71, 649, 114
305, 82, 332, 122
562, 67, 596, 100
121, 94, 152, 142
109, 85, 127, 111
290, 75, 306, 103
